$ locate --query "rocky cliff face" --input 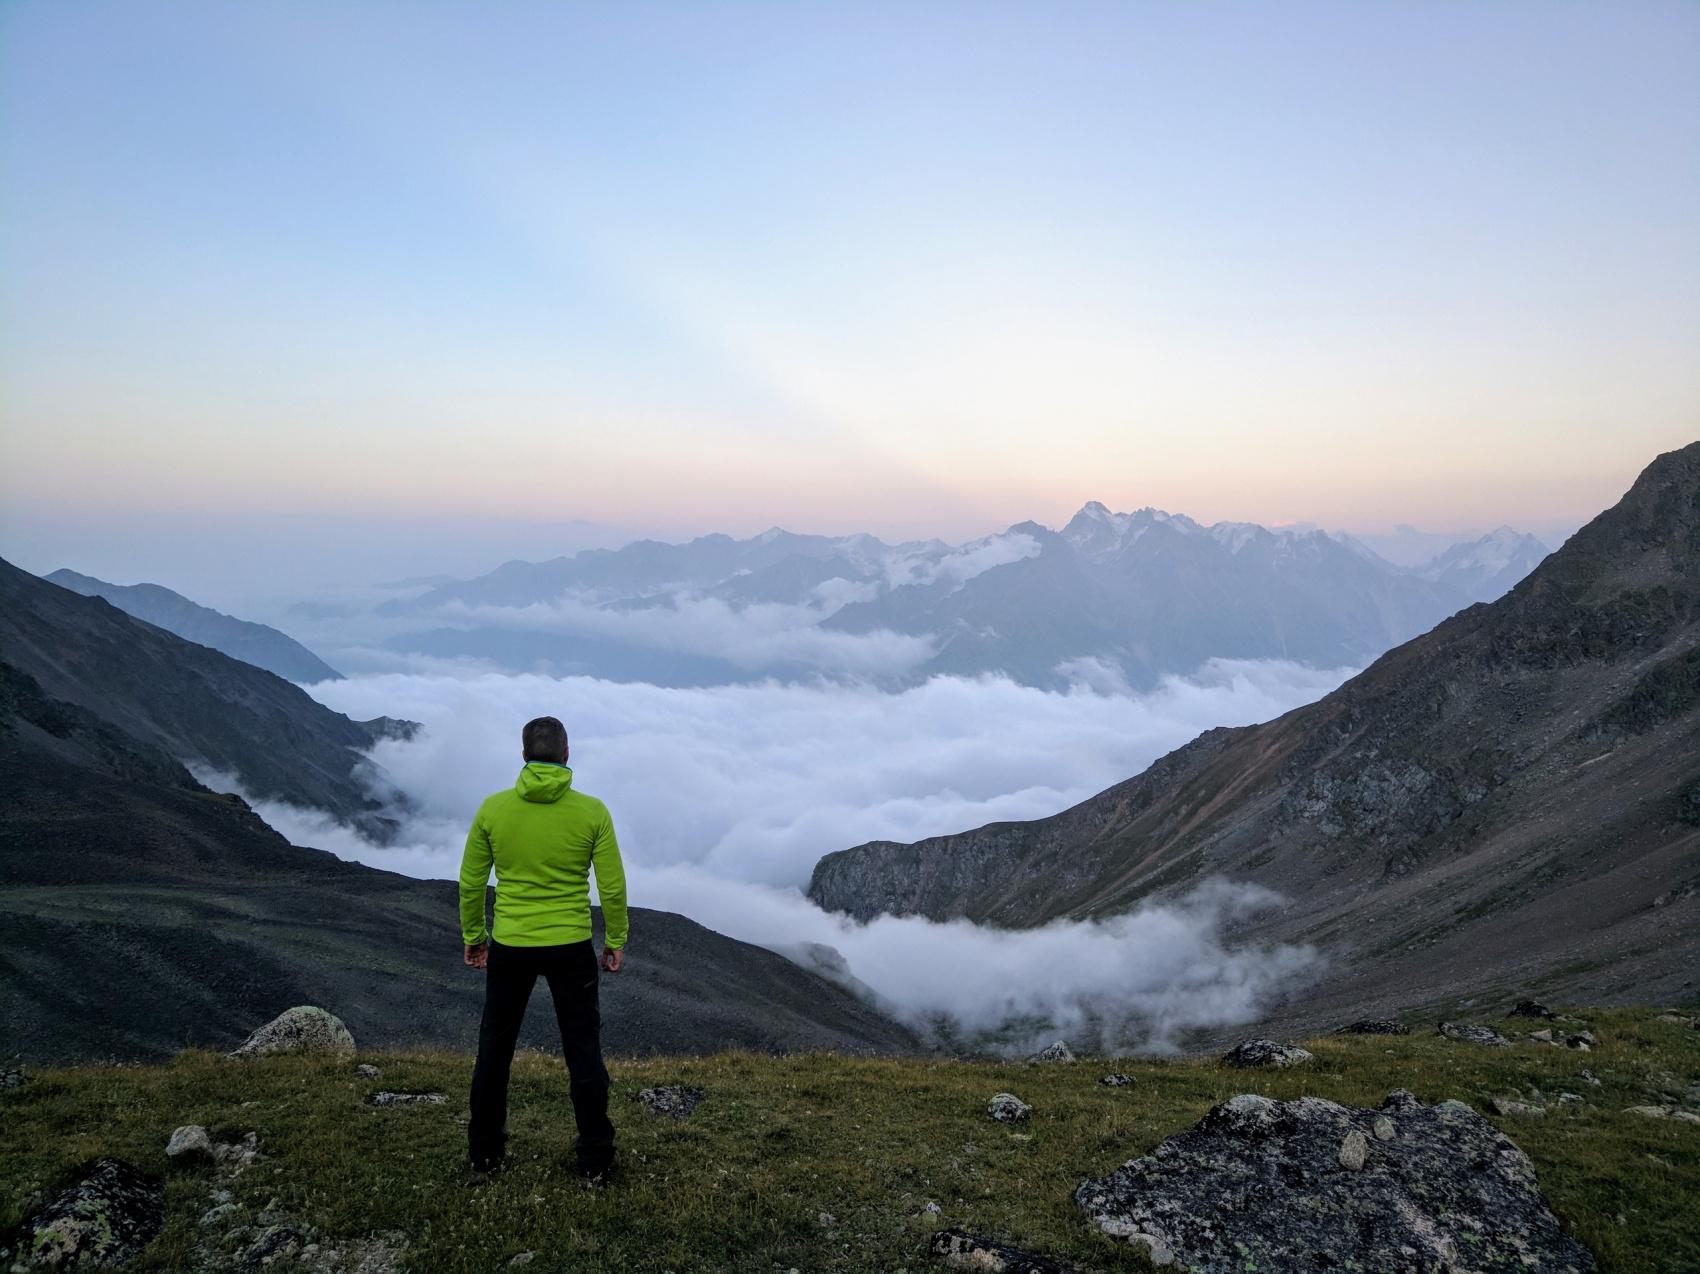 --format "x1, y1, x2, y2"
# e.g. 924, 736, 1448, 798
809, 444, 1700, 1028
